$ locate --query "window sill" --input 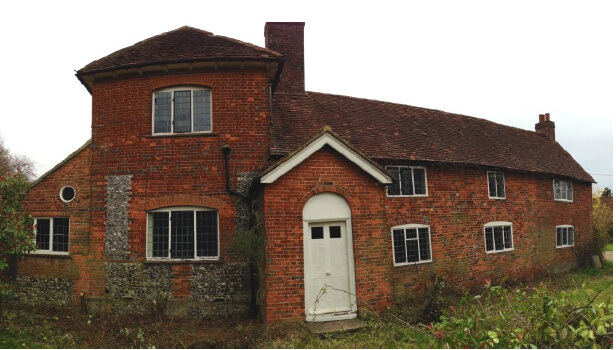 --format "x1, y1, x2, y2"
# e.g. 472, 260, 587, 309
386, 194, 429, 198
488, 197, 506, 200
27, 252, 71, 258
146, 132, 218, 139
554, 199, 573, 203
144, 258, 224, 265
393, 259, 432, 267
556, 245, 574, 249
486, 249, 514, 254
